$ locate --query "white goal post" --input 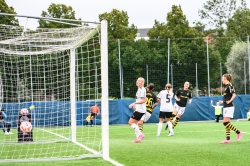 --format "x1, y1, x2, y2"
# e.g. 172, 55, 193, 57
0, 15, 118, 164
